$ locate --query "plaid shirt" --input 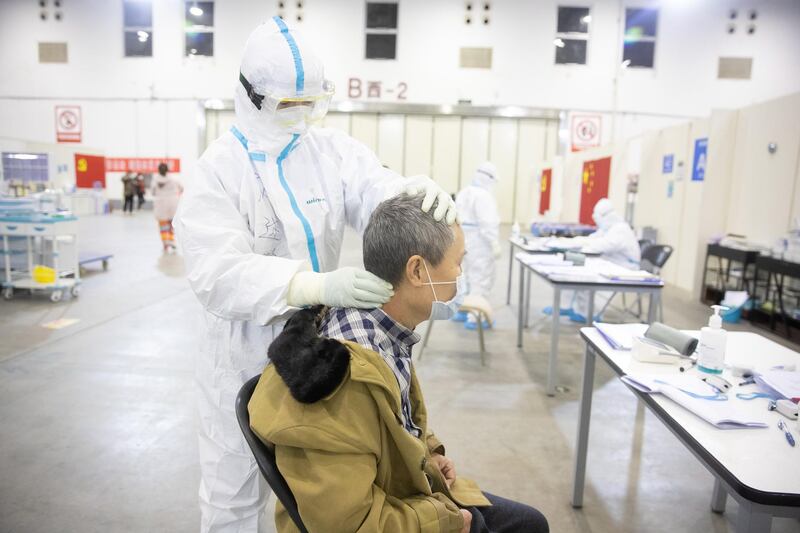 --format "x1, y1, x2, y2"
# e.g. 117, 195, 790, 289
320, 307, 422, 438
